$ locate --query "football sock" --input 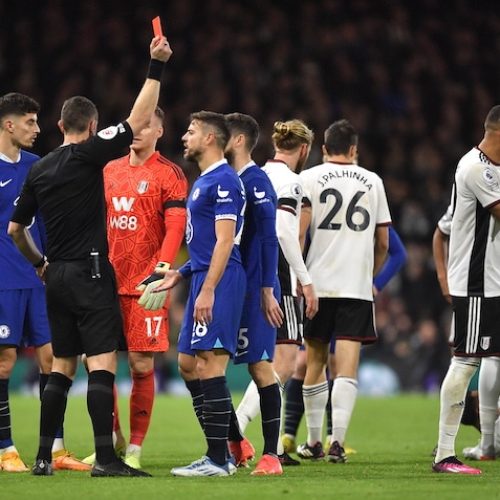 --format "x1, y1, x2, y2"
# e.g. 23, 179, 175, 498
87, 370, 116, 465
201, 376, 231, 466
331, 377, 358, 446
185, 379, 204, 431
326, 379, 333, 436
39, 373, 64, 446
236, 380, 260, 432
113, 383, 121, 433
259, 383, 281, 455
129, 369, 155, 446
435, 357, 479, 463
284, 377, 304, 437
303, 381, 329, 446
478, 357, 500, 453
0, 378, 13, 449
228, 404, 244, 442
276, 374, 285, 456
36, 372, 72, 461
